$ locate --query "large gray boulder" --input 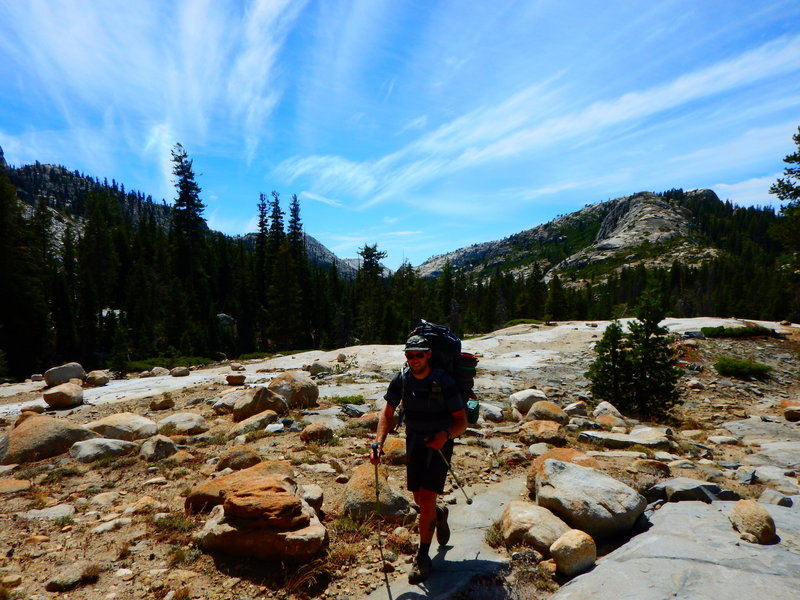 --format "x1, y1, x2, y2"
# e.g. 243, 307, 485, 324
268, 371, 319, 409
500, 500, 571, 554
1, 416, 98, 464
42, 383, 84, 408
232, 387, 288, 421
646, 477, 740, 503
158, 413, 209, 435
69, 438, 138, 463
44, 362, 86, 387
536, 459, 646, 539
228, 410, 279, 440
85, 413, 158, 441
550, 501, 800, 600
